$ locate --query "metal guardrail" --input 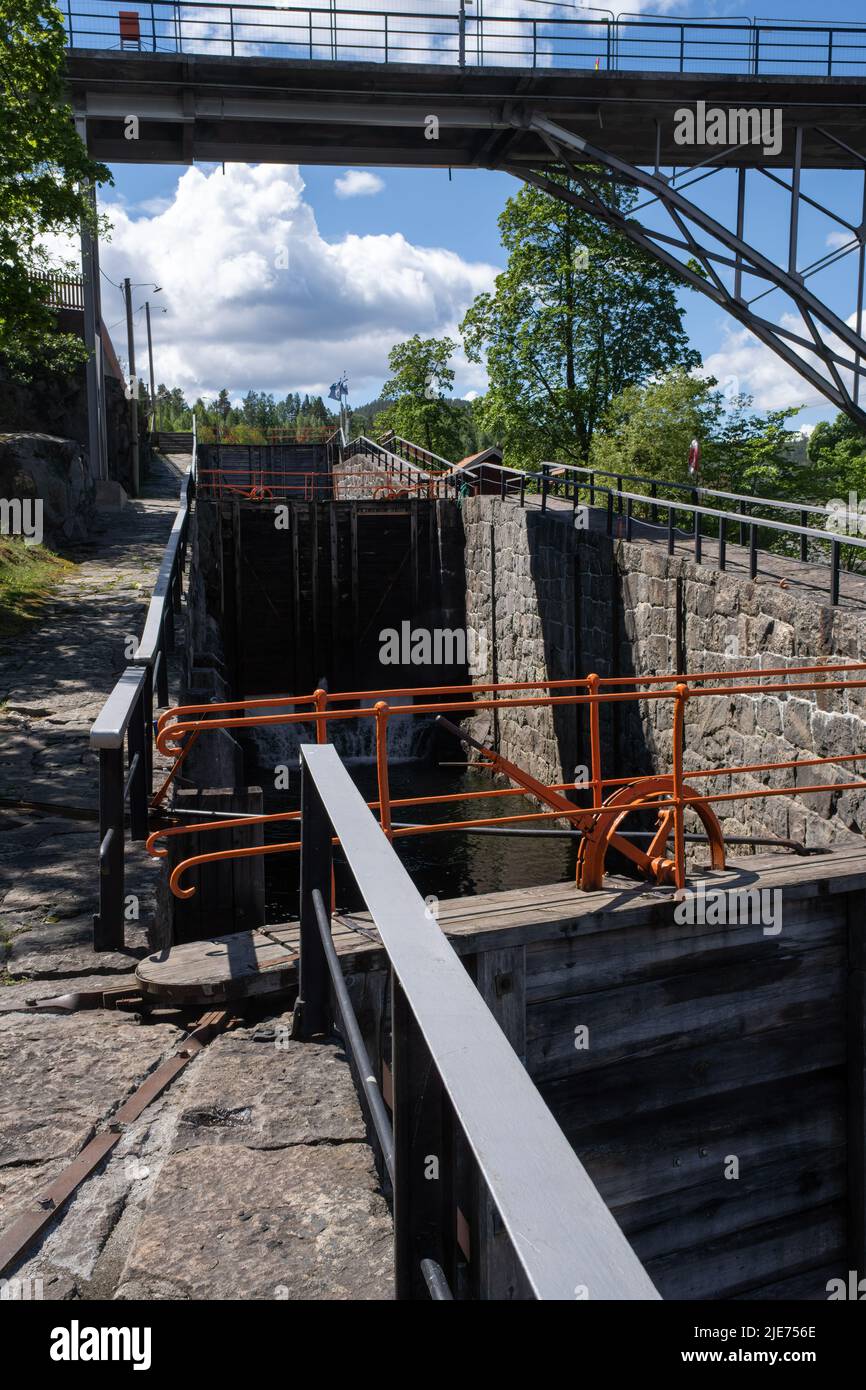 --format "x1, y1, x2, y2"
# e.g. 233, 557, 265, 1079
152, 661, 866, 901
379, 431, 454, 473
477, 459, 866, 608
329, 431, 460, 497
293, 741, 660, 1300
88, 418, 196, 949
196, 432, 456, 499
61, 3, 866, 77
